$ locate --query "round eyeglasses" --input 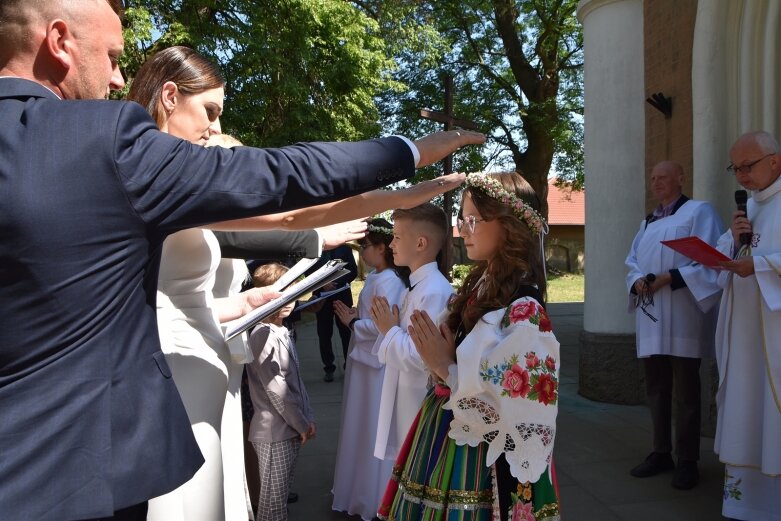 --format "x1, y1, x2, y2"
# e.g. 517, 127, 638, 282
456, 215, 486, 234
